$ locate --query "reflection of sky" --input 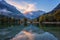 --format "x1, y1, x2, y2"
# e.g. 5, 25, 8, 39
11, 24, 57, 40
5, 0, 60, 13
